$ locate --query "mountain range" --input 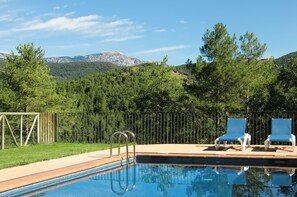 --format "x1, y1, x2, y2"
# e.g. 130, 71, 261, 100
0, 53, 8, 59
0, 51, 143, 67
44, 51, 143, 66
